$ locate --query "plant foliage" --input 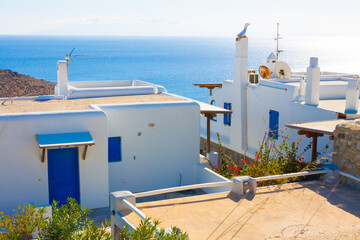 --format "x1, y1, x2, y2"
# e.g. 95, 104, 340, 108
0, 199, 111, 240
210, 131, 326, 186
119, 218, 188, 240
0, 203, 46, 240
